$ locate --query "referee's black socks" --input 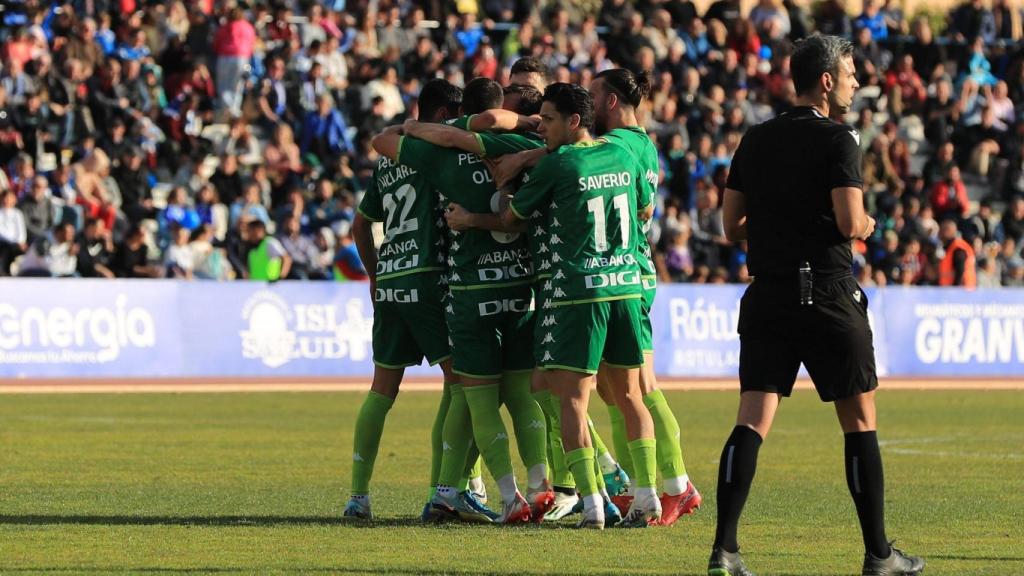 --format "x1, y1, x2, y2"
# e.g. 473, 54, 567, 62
713, 425, 763, 554
844, 431, 891, 559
